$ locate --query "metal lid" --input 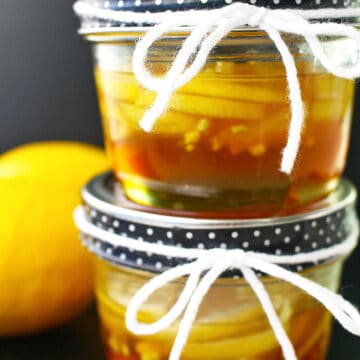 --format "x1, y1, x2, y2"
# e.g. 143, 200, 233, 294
74, 0, 360, 33
79, 172, 357, 276
79, 0, 357, 12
